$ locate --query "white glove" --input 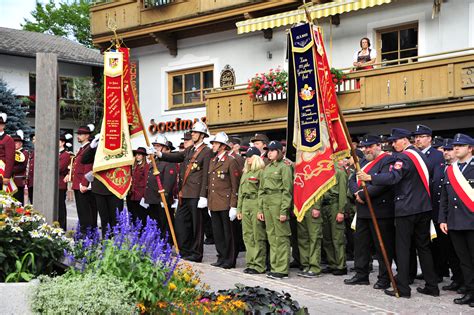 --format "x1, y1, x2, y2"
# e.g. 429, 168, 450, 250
146, 146, 157, 155
229, 207, 237, 221
160, 202, 164, 208
197, 197, 208, 209
140, 198, 149, 209
208, 209, 211, 217
84, 171, 94, 183
90, 133, 100, 149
